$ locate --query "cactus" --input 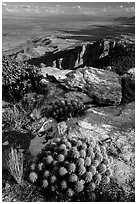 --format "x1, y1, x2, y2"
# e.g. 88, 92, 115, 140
77, 158, 85, 166
69, 174, 78, 182
27, 136, 113, 201
85, 157, 91, 166
43, 99, 87, 121
68, 163, 76, 173
42, 179, 48, 188
58, 154, 65, 162
29, 172, 38, 183
44, 170, 50, 178
67, 188, 74, 197
61, 181, 67, 190
59, 167, 68, 176
85, 172, 93, 183
78, 165, 86, 176
75, 180, 84, 193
